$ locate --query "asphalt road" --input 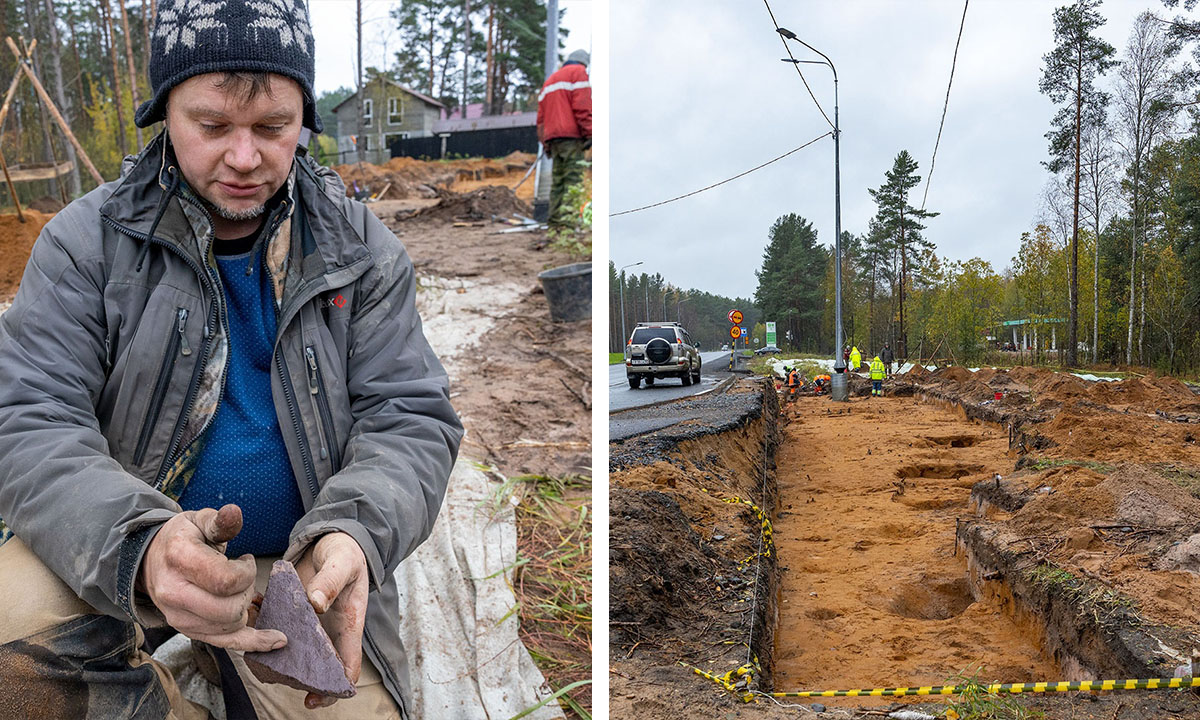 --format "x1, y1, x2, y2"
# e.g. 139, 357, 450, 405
609, 351, 731, 413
